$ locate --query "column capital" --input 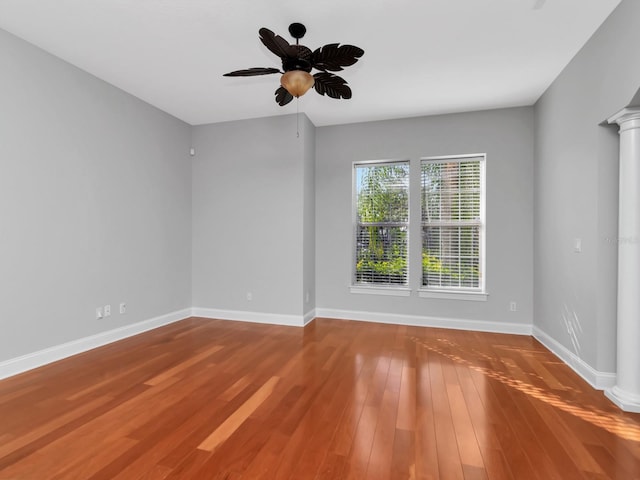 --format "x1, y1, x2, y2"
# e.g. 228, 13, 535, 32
608, 107, 640, 128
